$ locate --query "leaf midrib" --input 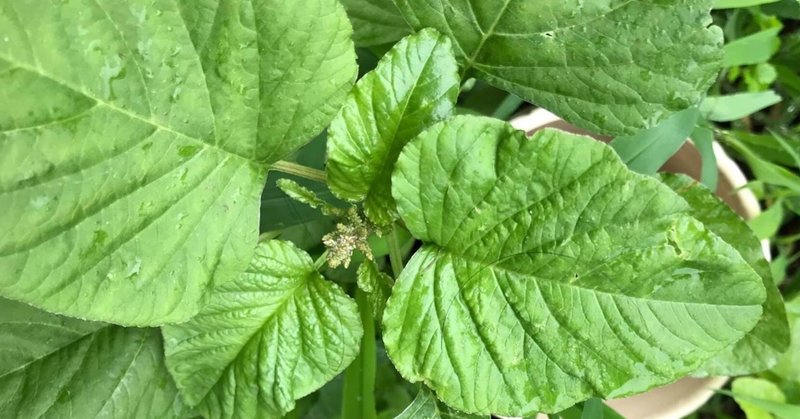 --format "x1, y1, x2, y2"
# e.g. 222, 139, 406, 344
0, 55, 260, 166
430, 245, 760, 309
